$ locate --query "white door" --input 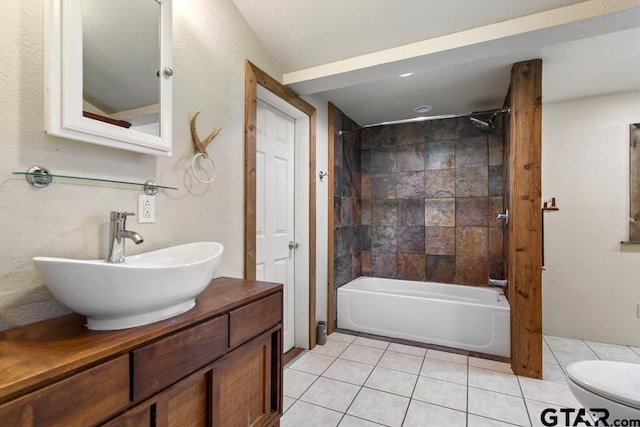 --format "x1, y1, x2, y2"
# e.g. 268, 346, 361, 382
256, 100, 296, 352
